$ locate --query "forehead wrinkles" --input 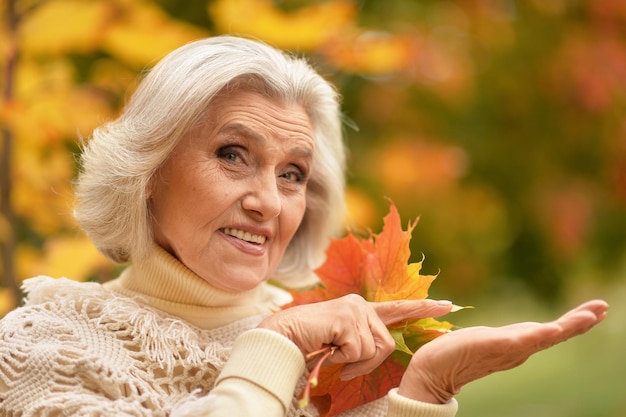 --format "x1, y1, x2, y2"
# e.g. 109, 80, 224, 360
237, 107, 312, 143
203, 92, 315, 145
